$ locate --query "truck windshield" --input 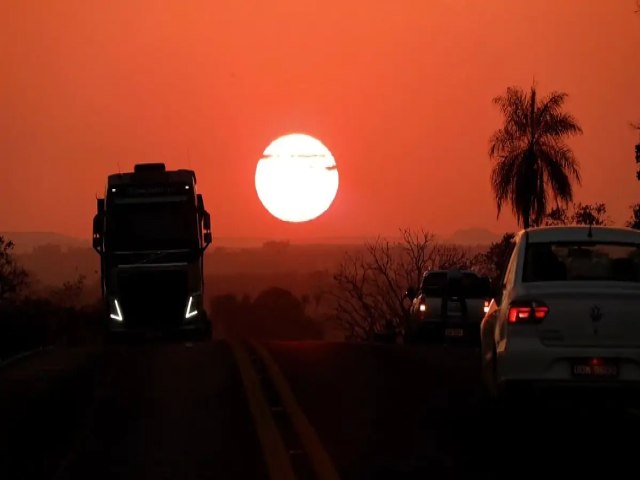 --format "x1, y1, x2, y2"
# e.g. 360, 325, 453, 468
106, 200, 199, 252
